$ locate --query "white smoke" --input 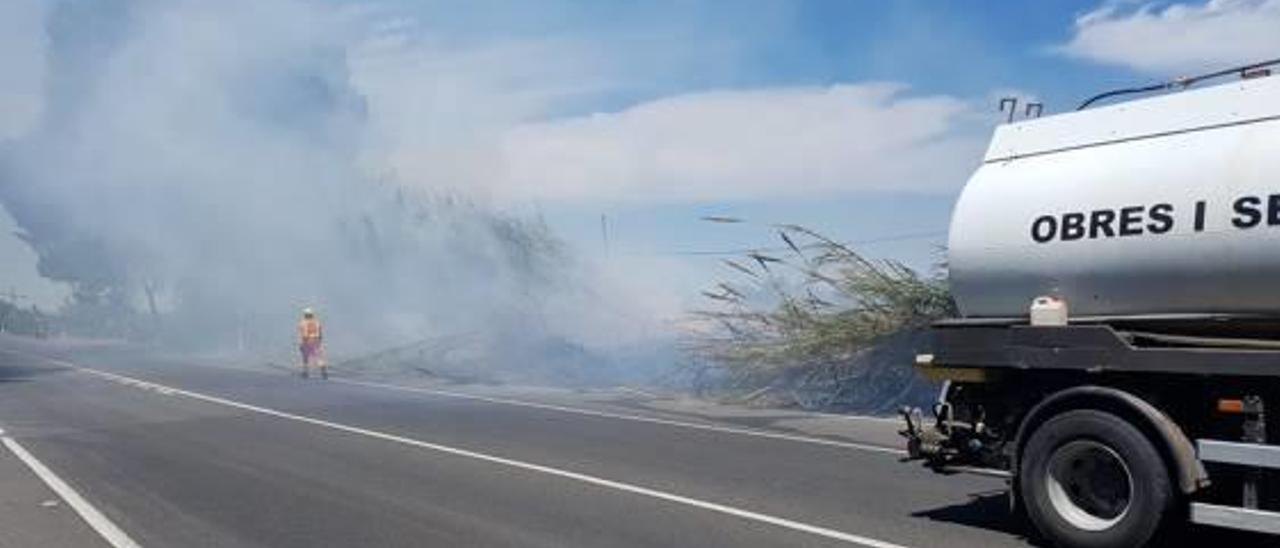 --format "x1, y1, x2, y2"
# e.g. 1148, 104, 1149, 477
0, 0, 659, 363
